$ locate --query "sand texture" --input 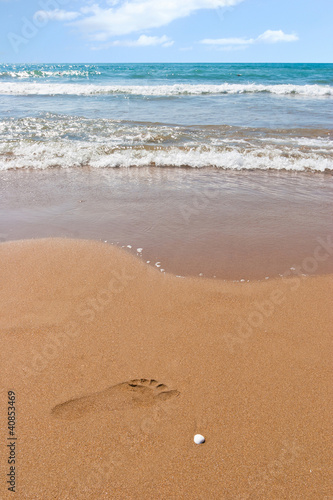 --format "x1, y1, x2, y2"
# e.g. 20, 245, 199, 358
0, 238, 332, 499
